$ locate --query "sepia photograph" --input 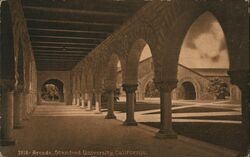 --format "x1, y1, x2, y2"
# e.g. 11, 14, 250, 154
0, 0, 249, 157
